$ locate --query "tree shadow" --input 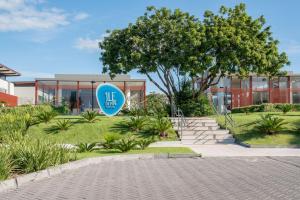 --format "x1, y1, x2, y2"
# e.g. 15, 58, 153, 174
109, 121, 133, 134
